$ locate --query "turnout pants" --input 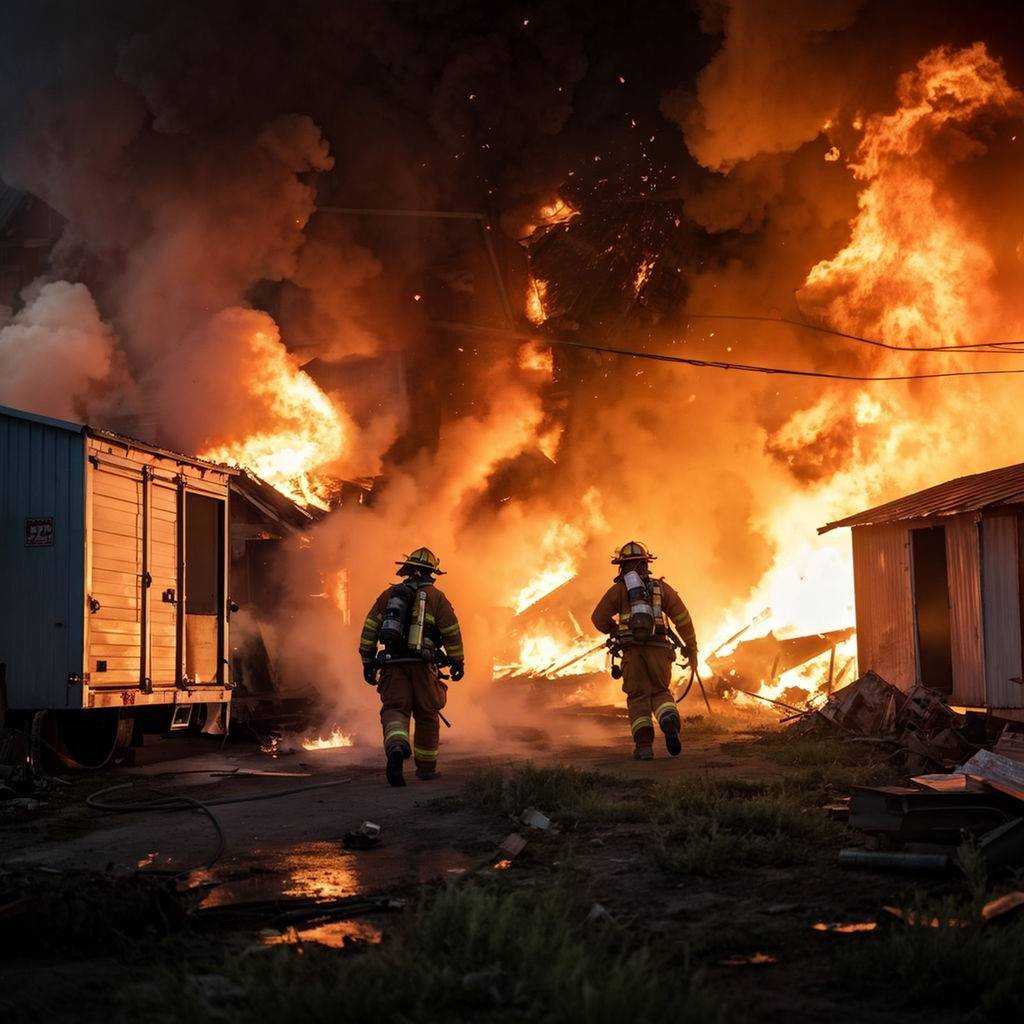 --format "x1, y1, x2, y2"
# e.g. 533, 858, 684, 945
378, 661, 447, 772
621, 645, 678, 747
